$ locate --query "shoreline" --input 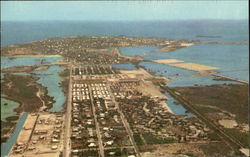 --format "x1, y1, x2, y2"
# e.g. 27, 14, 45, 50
1, 54, 62, 58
